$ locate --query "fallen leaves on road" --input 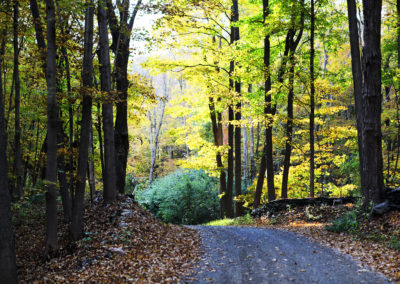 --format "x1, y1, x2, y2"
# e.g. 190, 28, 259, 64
254, 204, 400, 282
15, 195, 201, 283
